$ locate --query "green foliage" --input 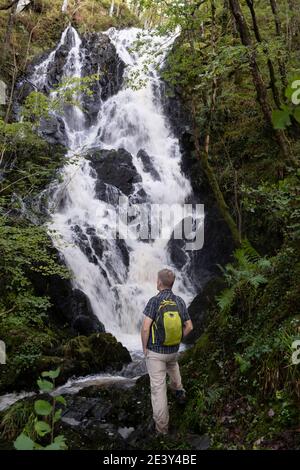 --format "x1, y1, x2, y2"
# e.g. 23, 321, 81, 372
241, 173, 300, 243
21, 75, 100, 126
14, 368, 67, 451
216, 240, 271, 315
272, 76, 300, 129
